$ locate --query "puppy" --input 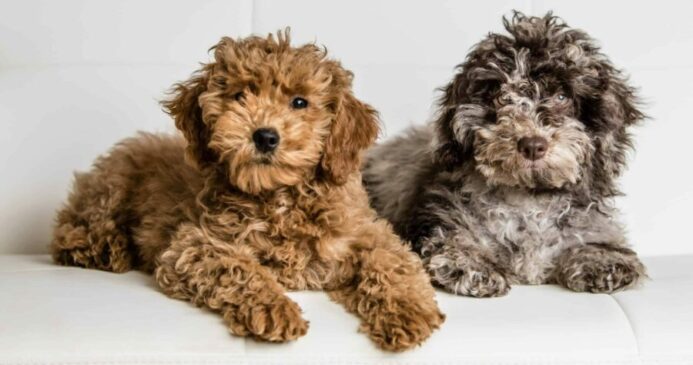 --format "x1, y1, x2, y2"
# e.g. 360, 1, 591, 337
51, 31, 444, 351
363, 13, 647, 297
